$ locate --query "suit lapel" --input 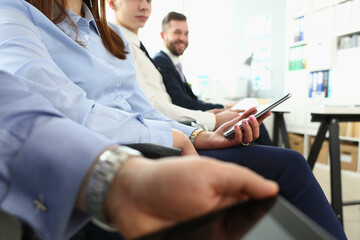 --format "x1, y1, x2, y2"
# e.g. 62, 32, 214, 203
159, 51, 198, 100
